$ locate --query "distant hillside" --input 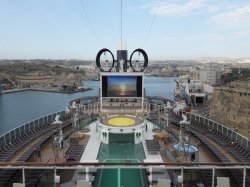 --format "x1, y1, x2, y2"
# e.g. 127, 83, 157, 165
221, 68, 250, 85
0, 63, 84, 75
0, 63, 85, 84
